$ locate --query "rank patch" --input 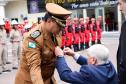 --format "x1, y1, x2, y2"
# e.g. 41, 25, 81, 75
28, 42, 36, 48
30, 30, 41, 39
